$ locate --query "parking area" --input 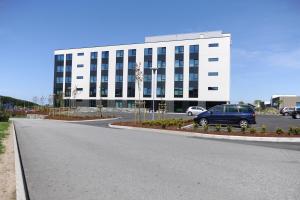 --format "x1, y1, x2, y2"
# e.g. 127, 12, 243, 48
71, 111, 299, 132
